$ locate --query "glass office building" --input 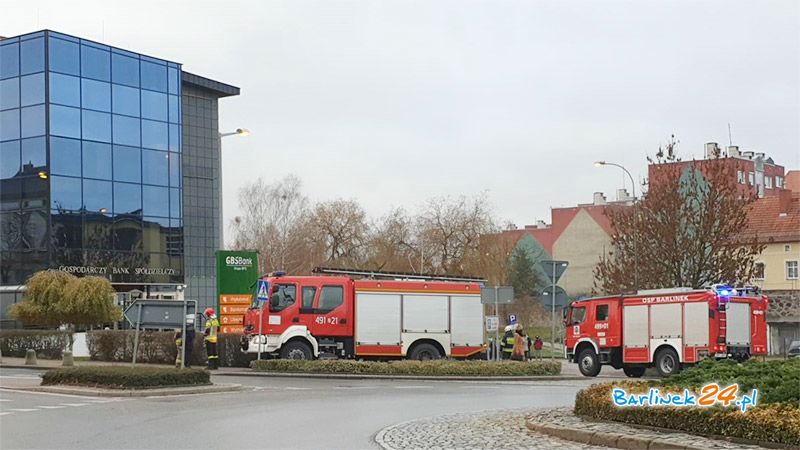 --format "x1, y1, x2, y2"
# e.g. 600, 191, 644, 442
0, 30, 239, 325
